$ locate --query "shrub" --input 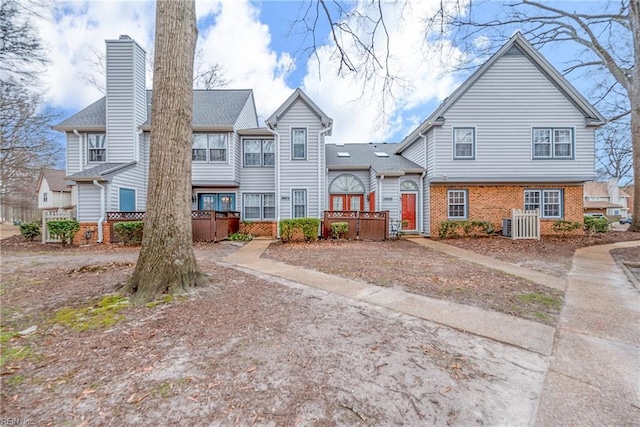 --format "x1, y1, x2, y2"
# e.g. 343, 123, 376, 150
229, 232, 253, 241
584, 216, 609, 234
279, 218, 320, 242
437, 220, 494, 239
331, 222, 349, 239
19, 222, 40, 241
113, 221, 144, 245
552, 220, 582, 237
47, 220, 80, 246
